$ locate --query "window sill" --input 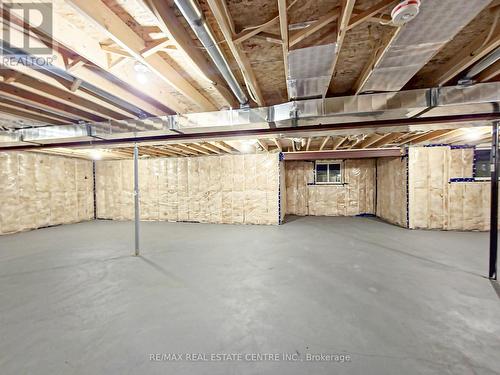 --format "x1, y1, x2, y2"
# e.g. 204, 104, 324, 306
307, 182, 347, 186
